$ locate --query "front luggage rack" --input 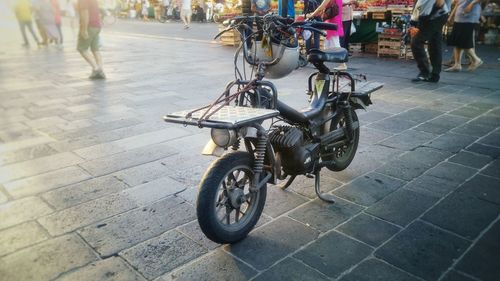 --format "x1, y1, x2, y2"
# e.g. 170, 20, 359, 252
163, 79, 279, 129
